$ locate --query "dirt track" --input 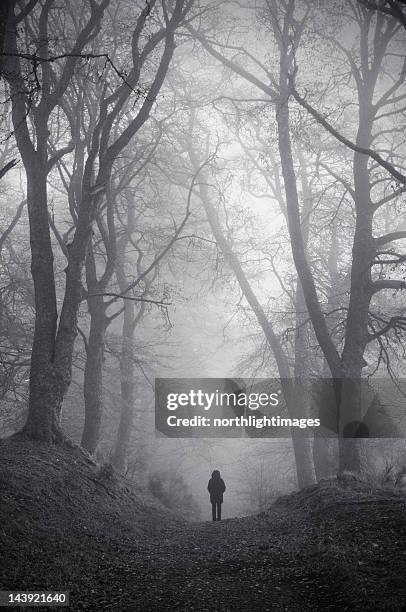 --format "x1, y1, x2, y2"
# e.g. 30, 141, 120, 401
1, 437, 406, 611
